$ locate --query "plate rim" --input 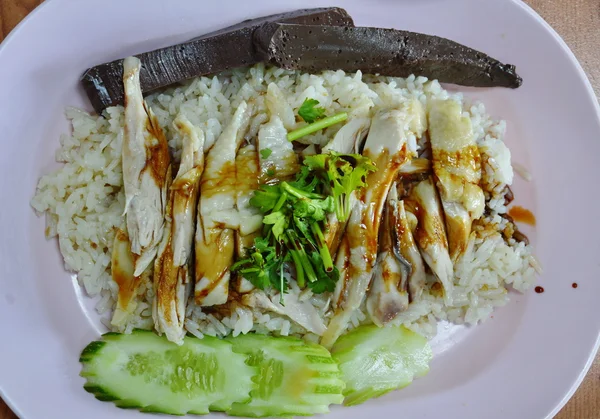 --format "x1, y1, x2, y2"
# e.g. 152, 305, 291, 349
1, 0, 599, 418
505, 2, 600, 415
